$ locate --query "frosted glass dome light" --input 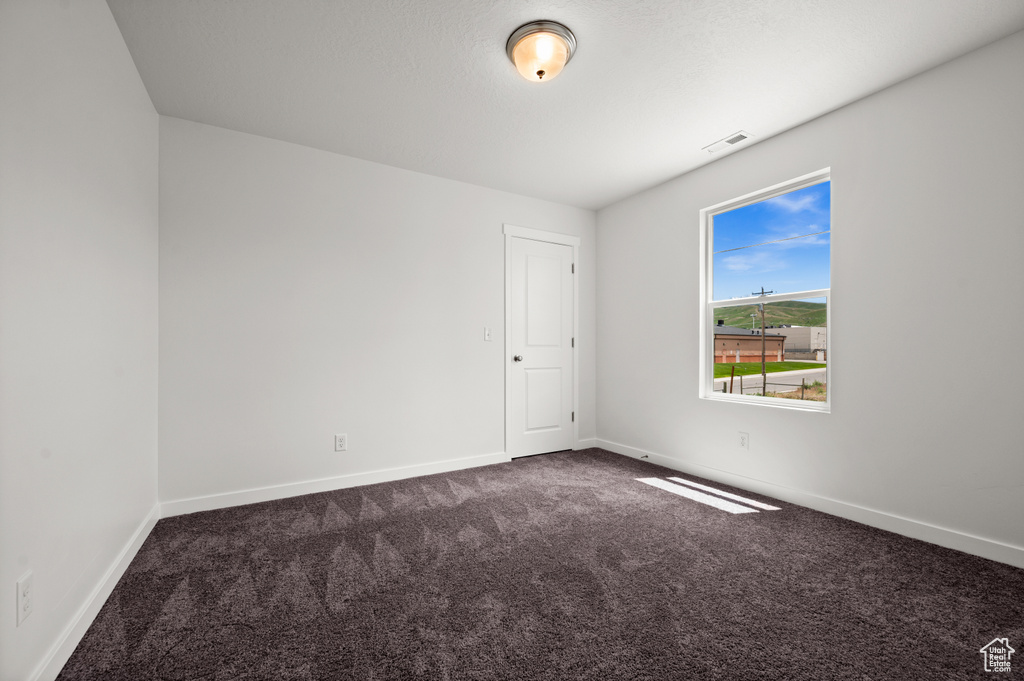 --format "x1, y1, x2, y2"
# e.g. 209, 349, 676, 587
506, 21, 577, 83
